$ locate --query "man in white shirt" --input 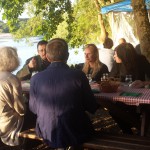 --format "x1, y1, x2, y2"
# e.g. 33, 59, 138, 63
99, 38, 114, 72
